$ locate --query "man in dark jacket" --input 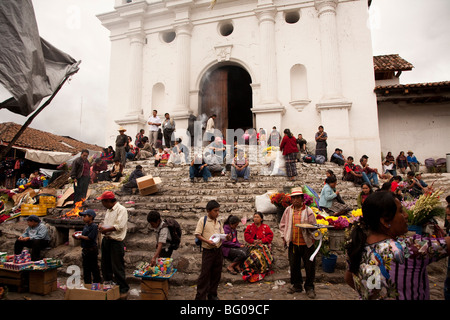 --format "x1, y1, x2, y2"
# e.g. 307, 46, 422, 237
70, 149, 90, 203
119, 165, 145, 195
